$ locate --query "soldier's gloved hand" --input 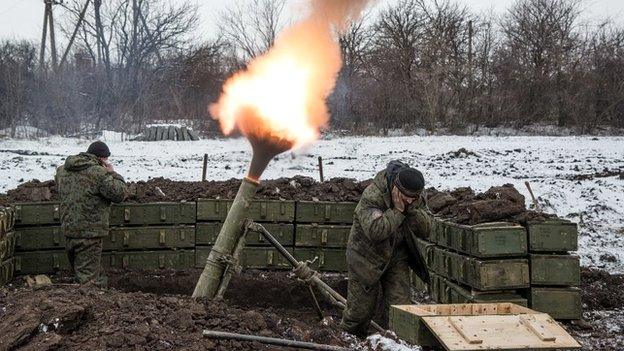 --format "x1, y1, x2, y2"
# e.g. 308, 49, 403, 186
392, 186, 406, 212
404, 196, 424, 216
